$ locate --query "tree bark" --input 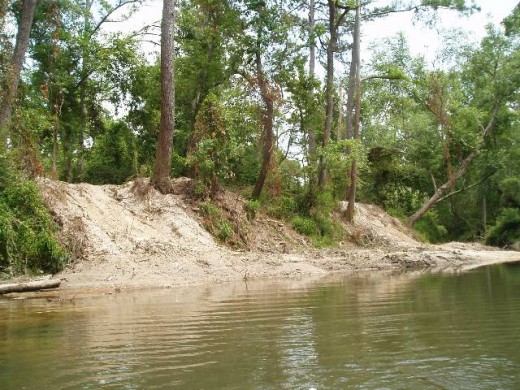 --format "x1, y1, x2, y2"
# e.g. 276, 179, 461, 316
251, 10, 274, 200
303, 0, 318, 204
0, 0, 37, 151
151, 0, 176, 193
345, 4, 361, 223
0, 0, 8, 33
0, 279, 61, 295
251, 74, 274, 200
307, 0, 316, 158
482, 195, 487, 233
51, 92, 63, 180
48, 2, 62, 179
317, 0, 337, 190
318, 1, 351, 190
77, 0, 94, 182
